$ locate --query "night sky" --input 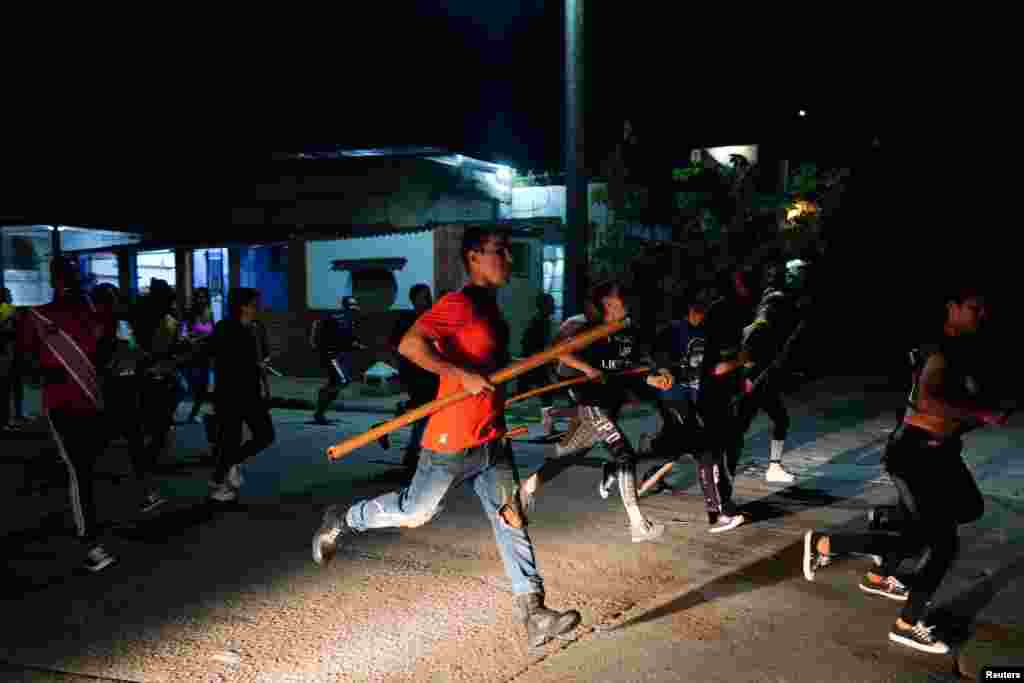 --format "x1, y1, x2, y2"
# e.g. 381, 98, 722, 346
4, 3, 890, 232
